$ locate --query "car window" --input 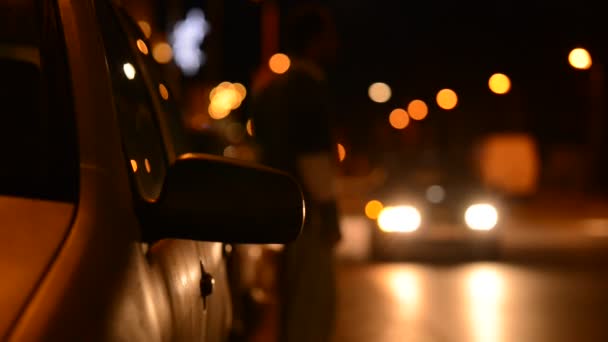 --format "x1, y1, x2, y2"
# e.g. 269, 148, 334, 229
94, 0, 167, 201
113, 9, 191, 157
115, 8, 227, 157
0, 1, 78, 202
